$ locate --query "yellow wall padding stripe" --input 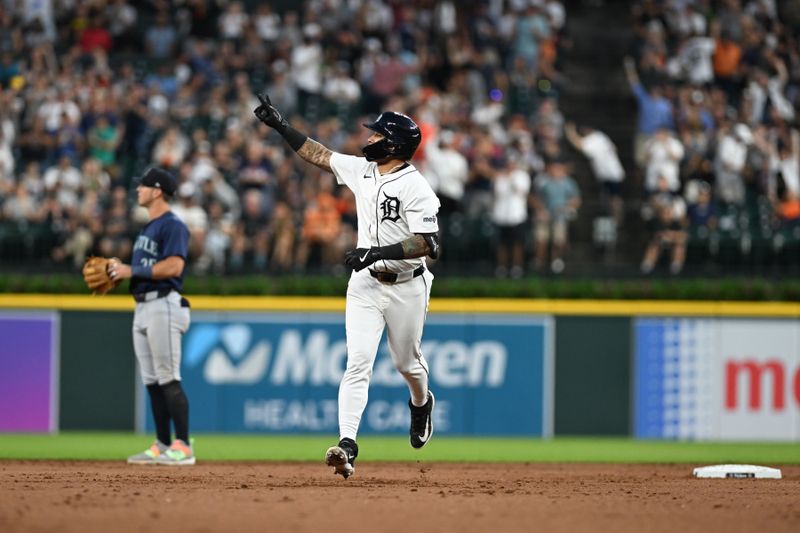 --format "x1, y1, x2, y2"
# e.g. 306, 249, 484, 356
0, 294, 798, 317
